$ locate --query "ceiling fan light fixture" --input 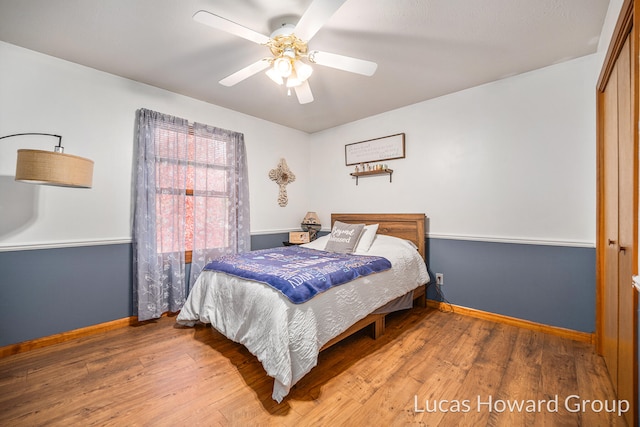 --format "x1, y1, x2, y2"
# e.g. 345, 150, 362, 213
266, 67, 284, 85
273, 57, 292, 78
293, 60, 313, 81
286, 75, 302, 88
